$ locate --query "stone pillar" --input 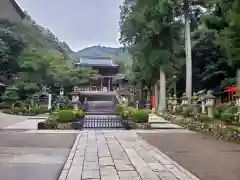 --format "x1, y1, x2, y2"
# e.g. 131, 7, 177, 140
181, 93, 189, 113
48, 94, 52, 110
167, 94, 173, 112
158, 69, 166, 112
201, 96, 206, 114
205, 90, 215, 118
136, 100, 139, 109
